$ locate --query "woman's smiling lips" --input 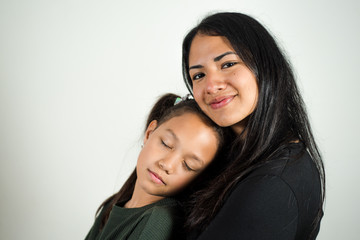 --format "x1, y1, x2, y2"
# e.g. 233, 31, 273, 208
148, 169, 165, 185
209, 95, 235, 109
